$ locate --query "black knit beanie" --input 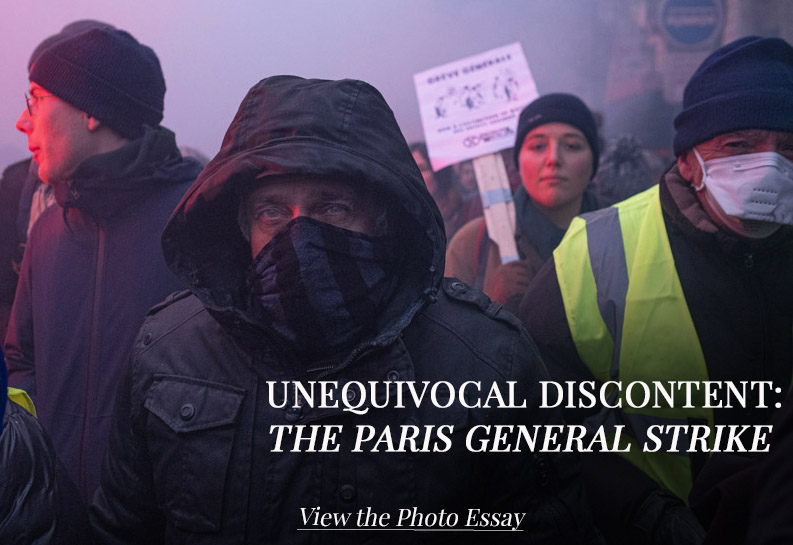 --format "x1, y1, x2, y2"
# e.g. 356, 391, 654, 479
28, 20, 115, 70
673, 36, 793, 156
30, 27, 165, 140
513, 93, 600, 178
